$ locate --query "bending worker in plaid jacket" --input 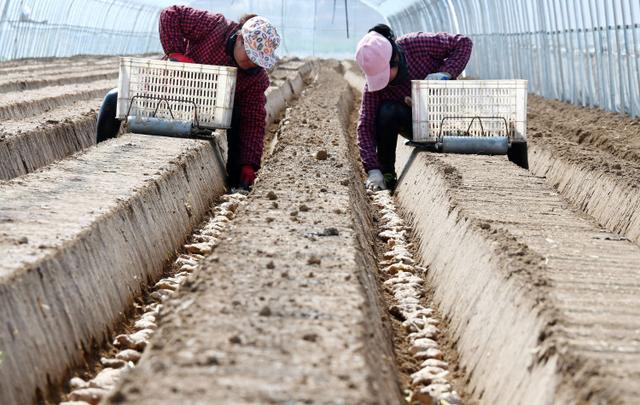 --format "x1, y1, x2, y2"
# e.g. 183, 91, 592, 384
355, 24, 472, 191
96, 6, 281, 191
